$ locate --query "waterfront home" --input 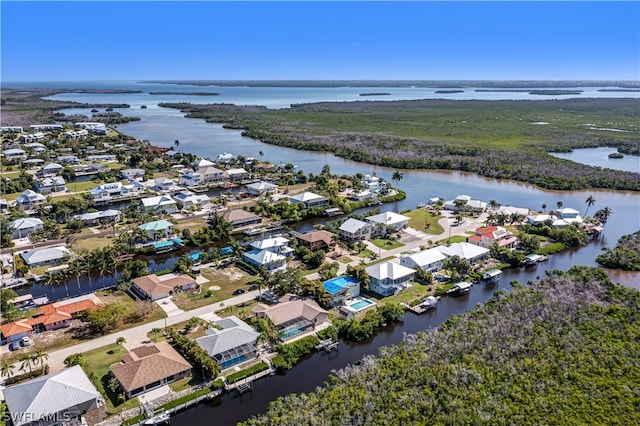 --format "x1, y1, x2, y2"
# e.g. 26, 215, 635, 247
17, 188, 49, 206
252, 294, 328, 340
289, 192, 330, 209
366, 261, 416, 297
174, 190, 211, 210
526, 207, 584, 228
37, 162, 64, 177
75, 122, 106, 130
2, 148, 27, 162
120, 168, 146, 180
20, 246, 71, 268
243, 248, 287, 272
22, 158, 45, 168
366, 211, 410, 233
86, 154, 117, 162
339, 218, 374, 242
181, 166, 226, 186
437, 242, 490, 263
246, 180, 278, 196
148, 177, 176, 193
194, 158, 216, 170
444, 194, 487, 212
131, 273, 196, 301
30, 124, 63, 132
35, 175, 67, 194
349, 189, 375, 202
296, 230, 334, 252
323, 276, 360, 307
1, 126, 23, 133
217, 209, 262, 230
216, 152, 235, 163
362, 174, 382, 190
468, 225, 519, 249
15, 189, 47, 210
400, 248, 447, 273
196, 315, 260, 369
250, 237, 294, 256
57, 155, 81, 165
493, 205, 530, 216
110, 342, 192, 399
140, 195, 178, 214
3, 365, 101, 426
9, 217, 44, 239
138, 219, 174, 240
64, 129, 89, 138
226, 167, 250, 181
73, 209, 121, 225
